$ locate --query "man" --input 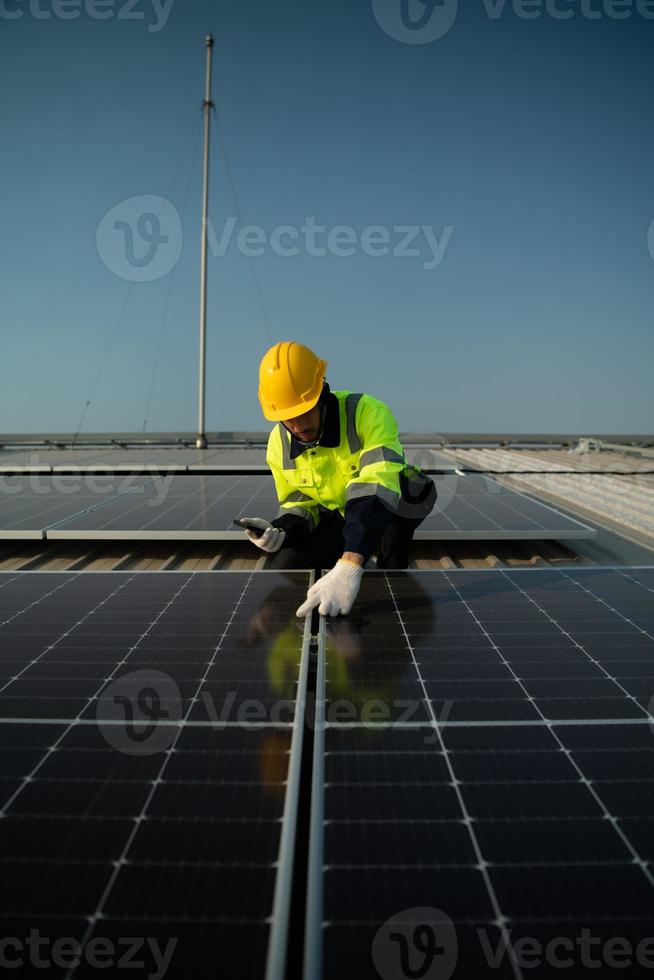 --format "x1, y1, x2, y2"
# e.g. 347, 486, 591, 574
244, 341, 436, 617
